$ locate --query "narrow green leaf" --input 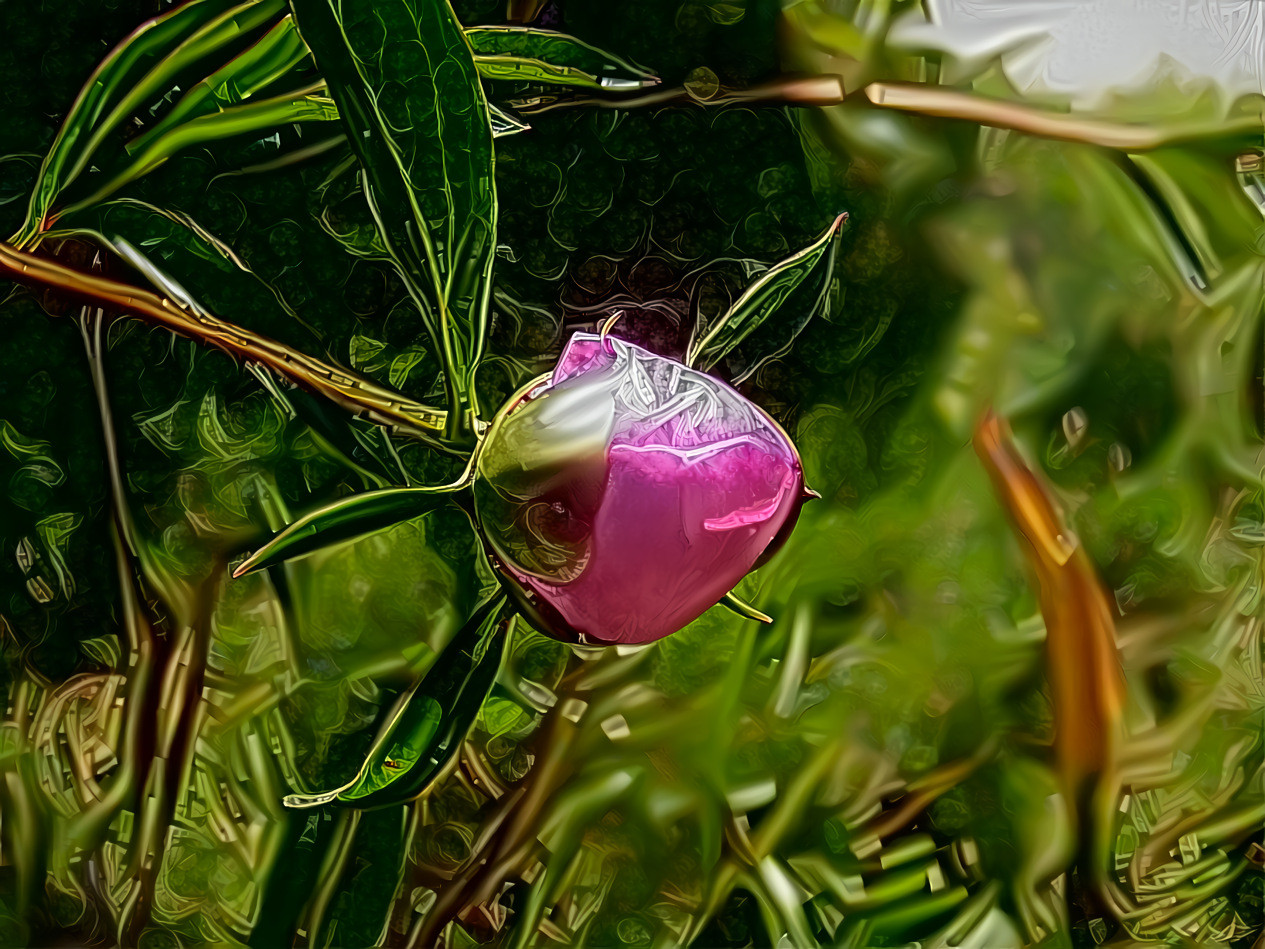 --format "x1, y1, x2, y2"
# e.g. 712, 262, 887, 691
465, 27, 658, 89
283, 593, 512, 809
689, 212, 848, 372
48, 196, 308, 326
473, 55, 625, 91
13, 0, 247, 245
61, 90, 339, 217
123, 15, 311, 158
289, 0, 498, 441
720, 591, 773, 624
233, 477, 470, 577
